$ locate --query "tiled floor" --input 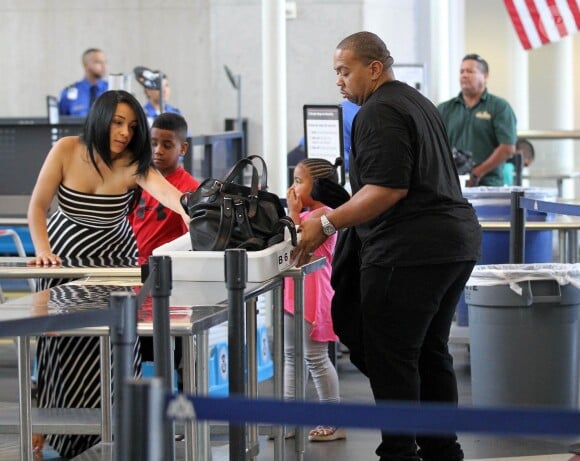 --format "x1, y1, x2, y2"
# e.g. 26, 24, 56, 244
0, 337, 578, 460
